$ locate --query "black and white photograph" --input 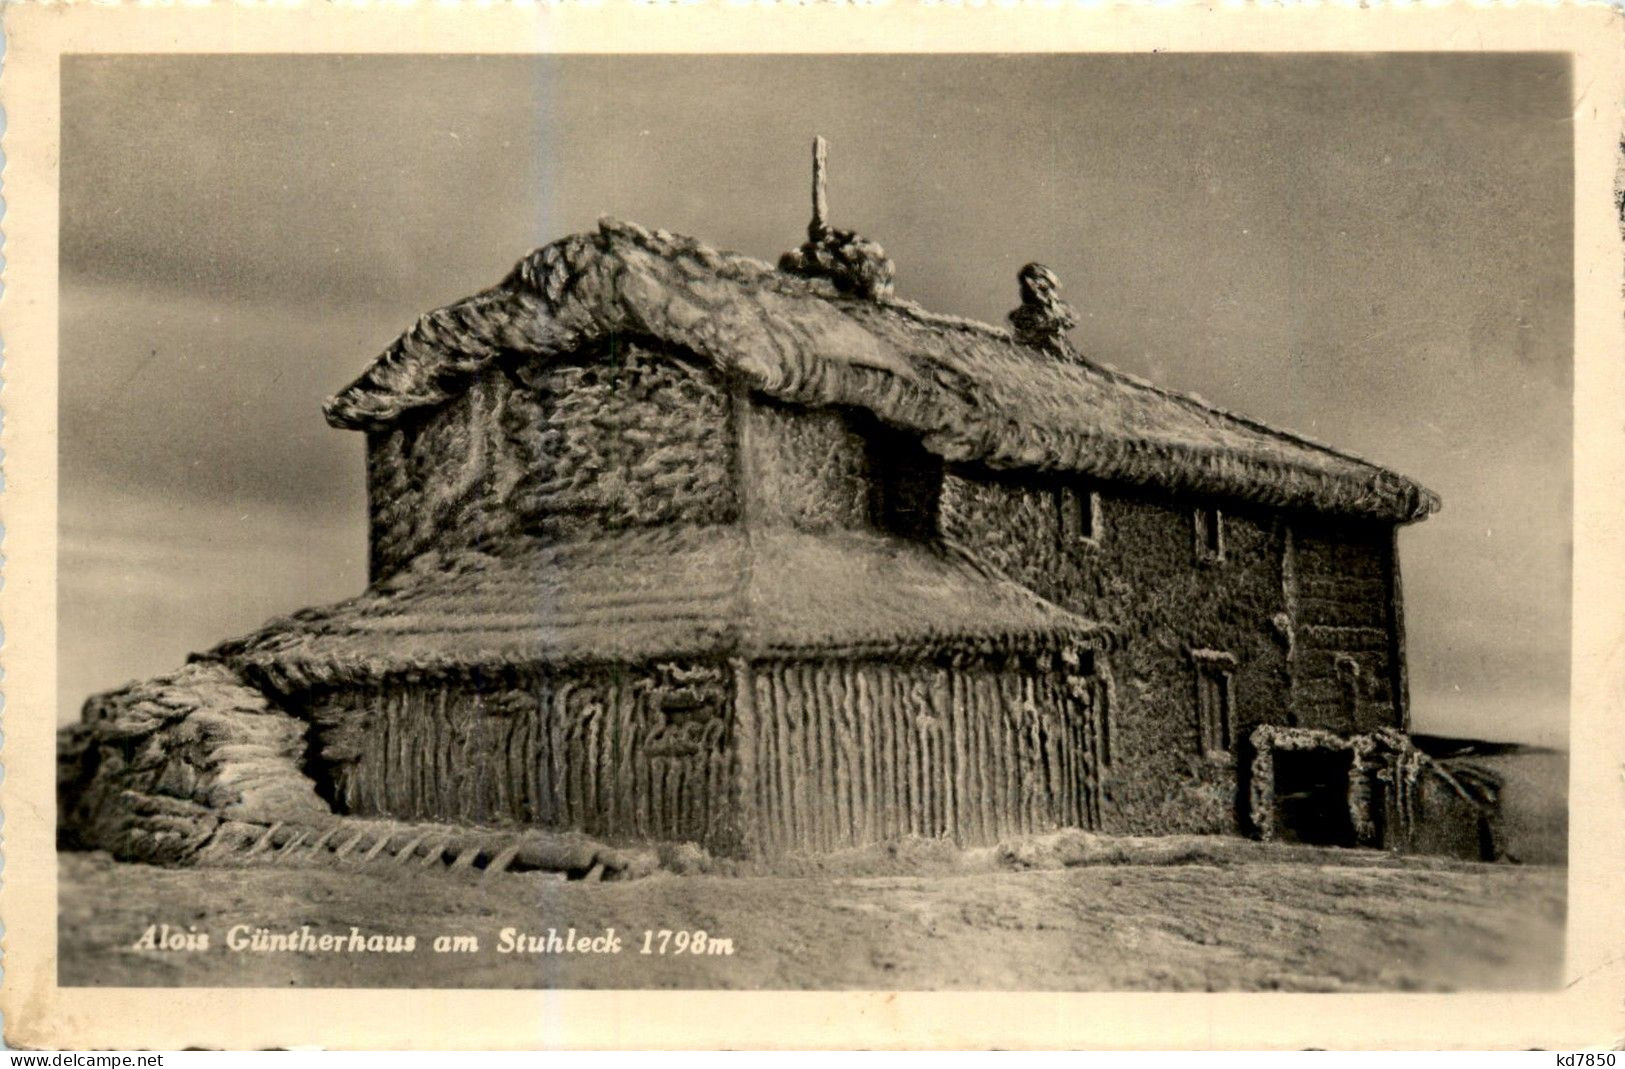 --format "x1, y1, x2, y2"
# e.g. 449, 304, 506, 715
6, 5, 1622, 1049
49, 50, 1575, 992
